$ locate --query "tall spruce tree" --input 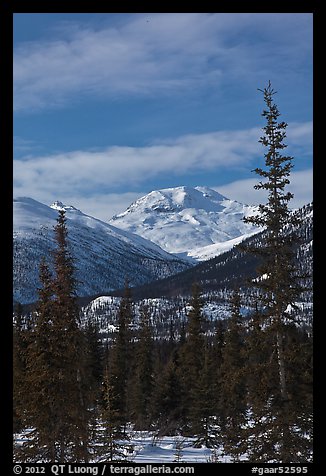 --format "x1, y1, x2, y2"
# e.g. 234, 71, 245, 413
83, 318, 104, 406
20, 258, 58, 461
180, 283, 206, 438
151, 345, 185, 435
220, 291, 247, 461
132, 305, 154, 430
21, 211, 92, 462
13, 303, 29, 435
243, 82, 312, 462
51, 209, 91, 462
109, 282, 133, 435
193, 341, 219, 449
210, 320, 226, 433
